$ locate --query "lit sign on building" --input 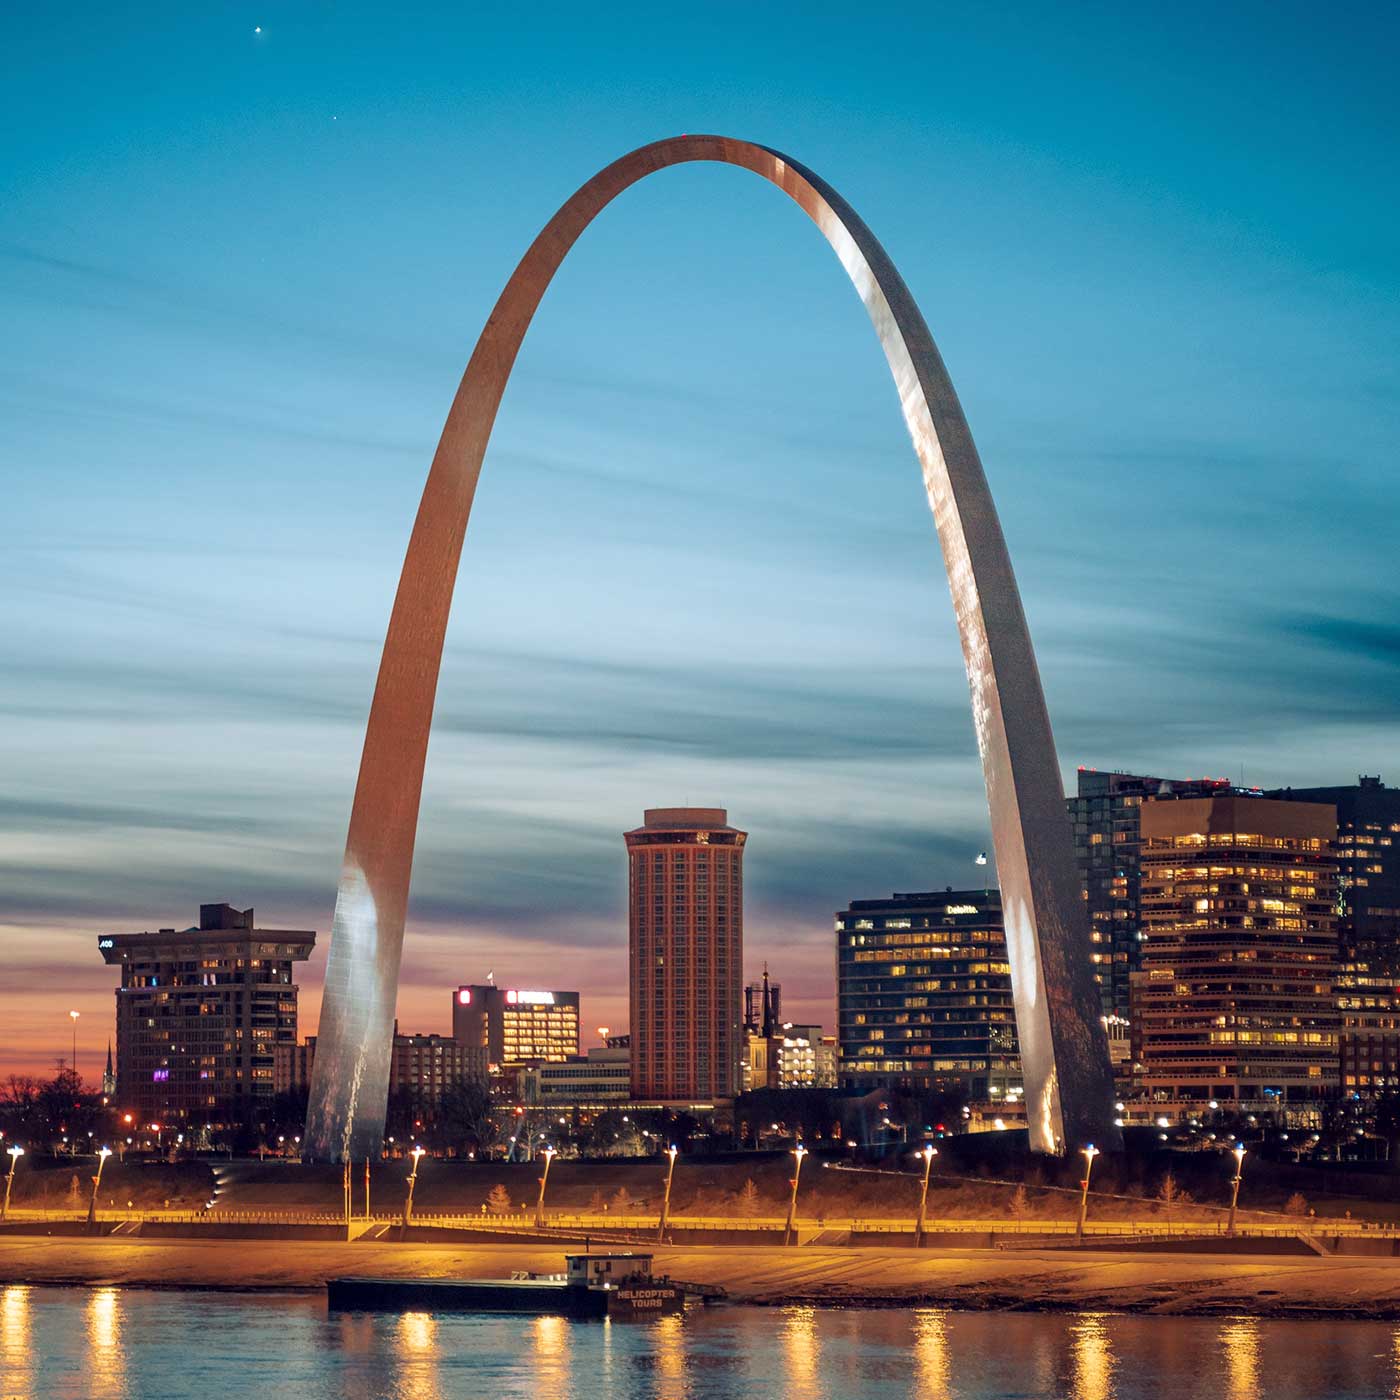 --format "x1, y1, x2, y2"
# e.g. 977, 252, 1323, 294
506, 990, 556, 1005
457, 988, 471, 1005
98, 938, 114, 948
152, 1069, 169, 1082
946, 905, 980, 915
